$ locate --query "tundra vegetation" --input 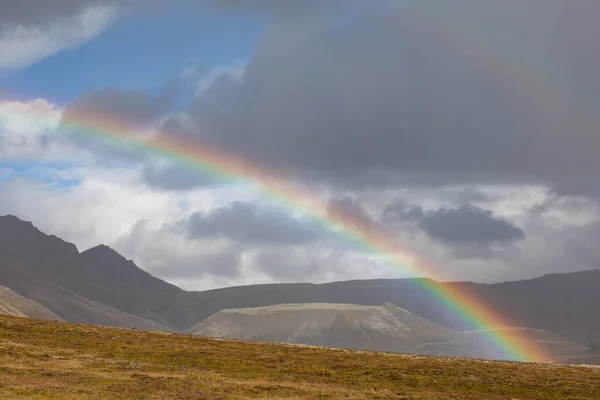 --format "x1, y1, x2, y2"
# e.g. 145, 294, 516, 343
0, 315, 598, 399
